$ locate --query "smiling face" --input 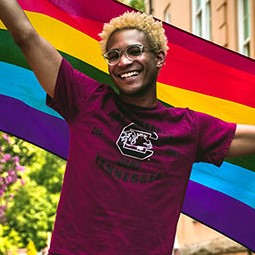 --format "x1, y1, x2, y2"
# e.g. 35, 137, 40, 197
106, 29, 165, 107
